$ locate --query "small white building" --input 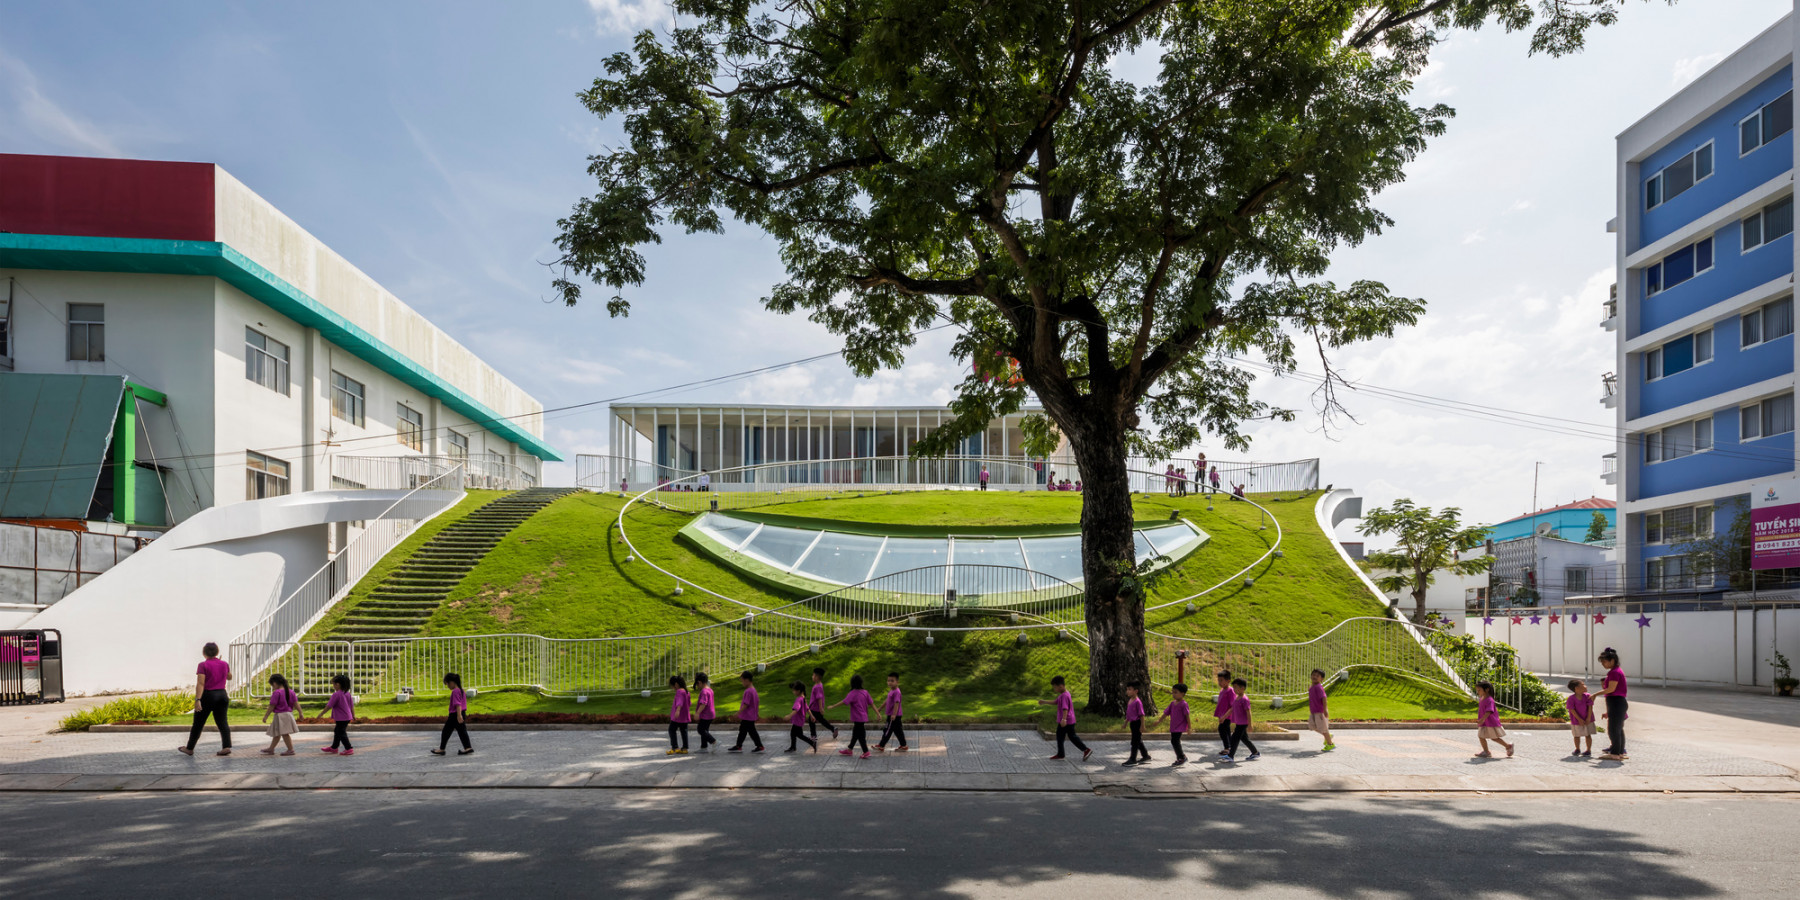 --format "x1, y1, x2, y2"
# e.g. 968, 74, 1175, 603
0, 153, 558, 534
